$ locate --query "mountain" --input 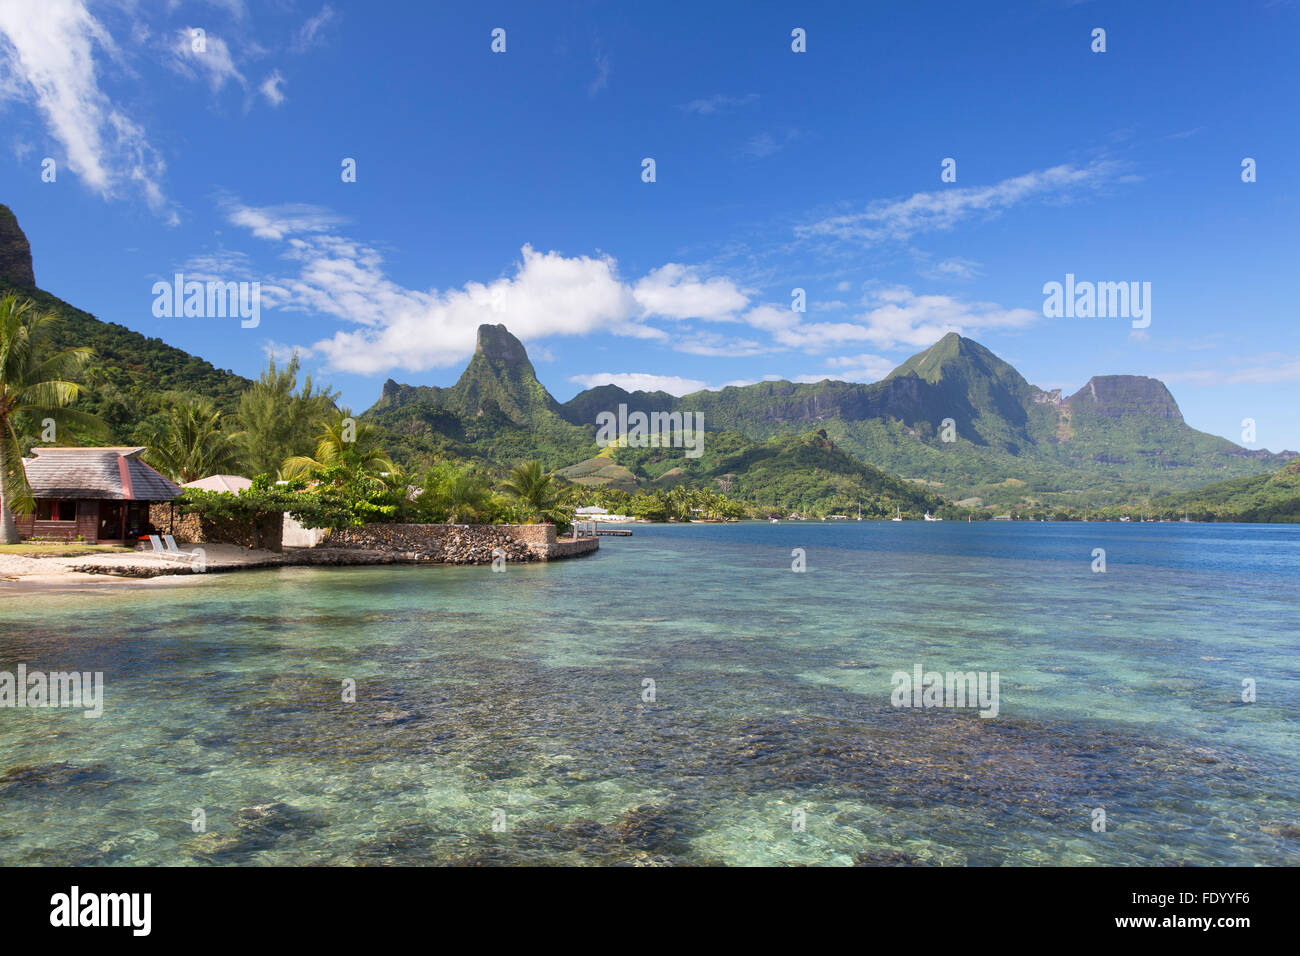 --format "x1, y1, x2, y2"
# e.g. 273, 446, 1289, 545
1067, 375, 1182, 420
1151, 459, 1300, 522
0, 203, 36, 287
601, 426, 950, 516
366, 324, 594, 469
551, 331, 1292, 508
0, 203, 251, 441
